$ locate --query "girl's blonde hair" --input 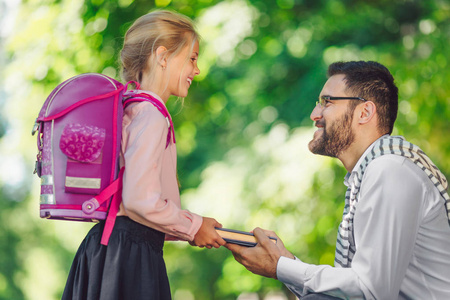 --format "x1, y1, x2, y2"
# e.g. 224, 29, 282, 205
120, 10, 199, 84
